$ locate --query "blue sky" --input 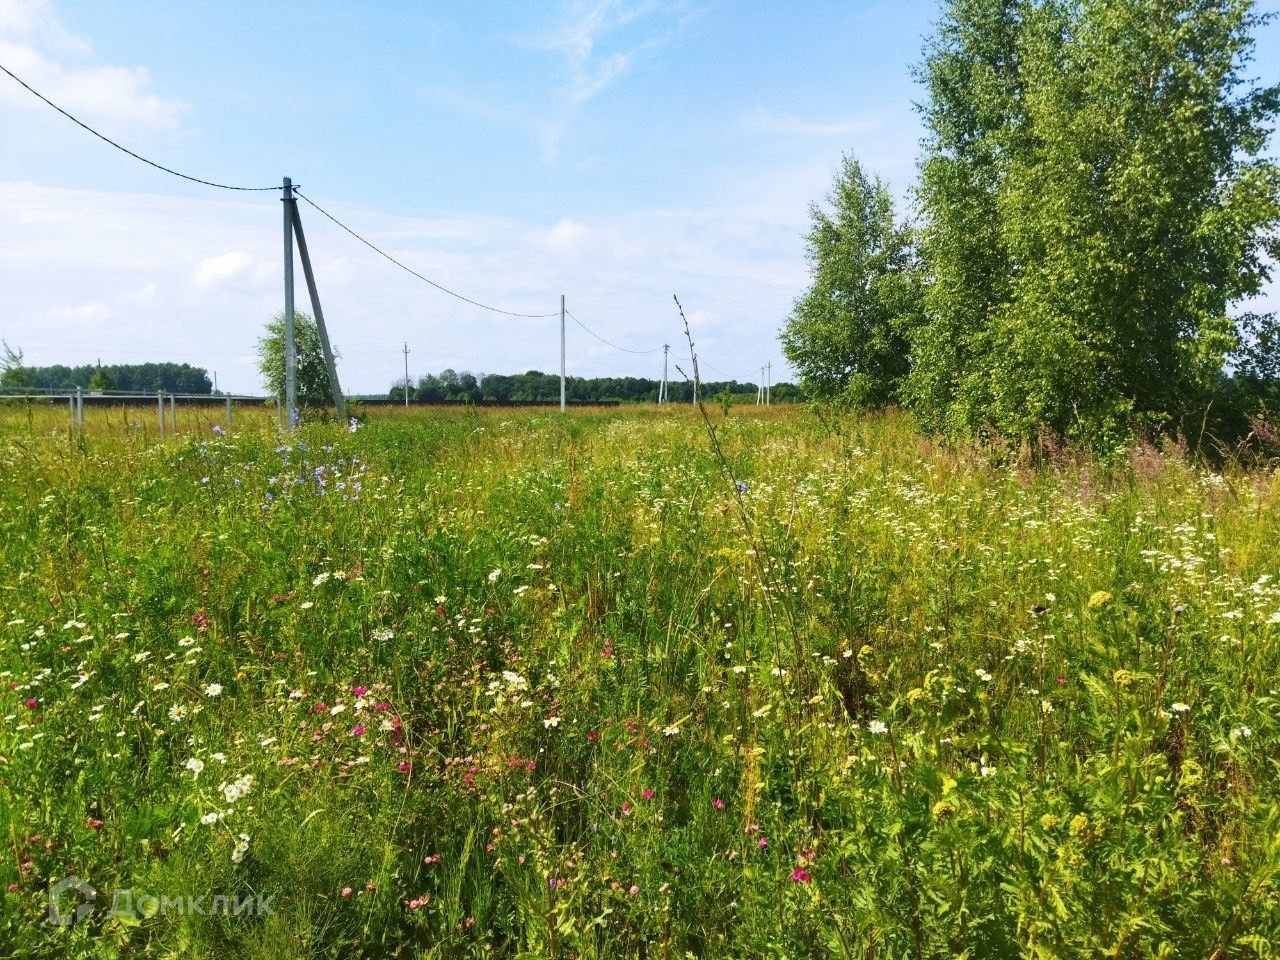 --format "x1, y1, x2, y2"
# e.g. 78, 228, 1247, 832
1, 0, 1276, 394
